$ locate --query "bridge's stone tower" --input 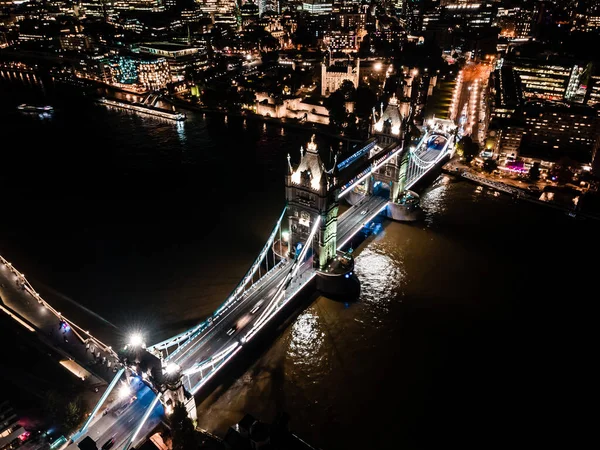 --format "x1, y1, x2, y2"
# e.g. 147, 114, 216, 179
285, 136, 338, 270
370, 94, 410, 201
371, 94, 403, 147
